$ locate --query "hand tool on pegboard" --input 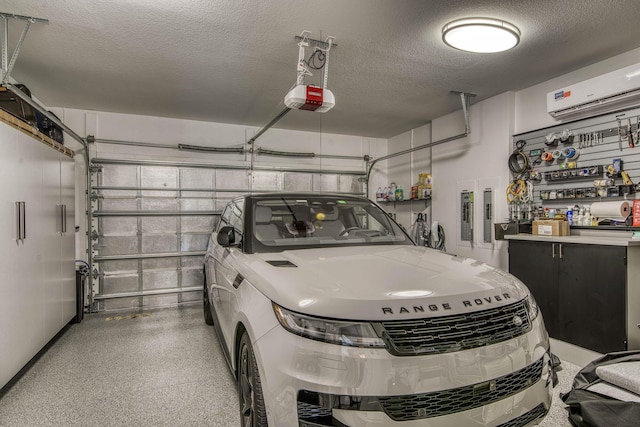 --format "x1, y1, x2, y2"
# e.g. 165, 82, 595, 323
617, 118, 623, 151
